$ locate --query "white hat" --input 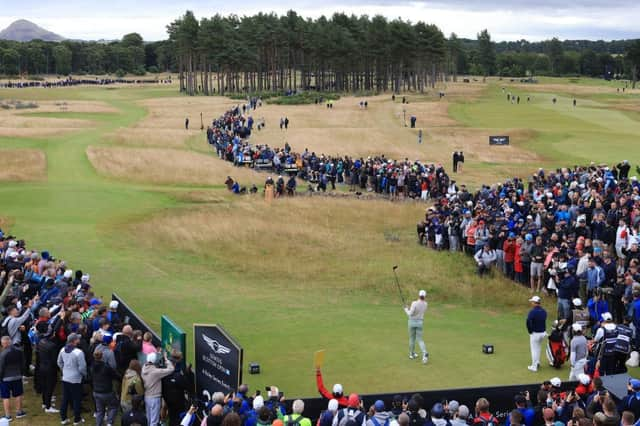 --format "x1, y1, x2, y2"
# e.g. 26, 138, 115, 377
529, 295, 541, 303
64, 270, 73, 279
572, 298, 582, 307
419, 290, 426, 298
109, 301, 119, 310
578, 373, 591, 385
332, 384, 343, 394
8, 241, 16, 248
253, 395, 264, 410
328, 399, 339, 413
572, 323, 583, 332
81, 274, 90, 283
146, 352, 158, 364
602, 312, 613, 321
550, 377, 562, 387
